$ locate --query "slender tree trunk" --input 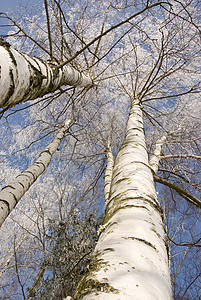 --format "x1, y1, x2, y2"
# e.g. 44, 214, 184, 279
0, 44, 92, 109
0, 232, 27, 278
73, 100, 172, 299
104, 138, 114, 205
0, 120, 71, 227
149, 135, 167, 174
